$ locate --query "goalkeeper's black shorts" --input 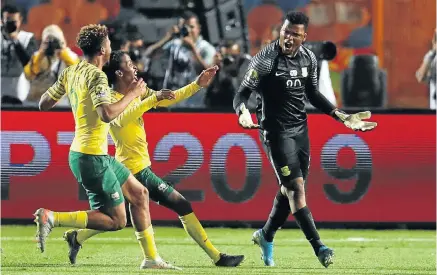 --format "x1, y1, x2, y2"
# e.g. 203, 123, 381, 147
260, 125, 310, 184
